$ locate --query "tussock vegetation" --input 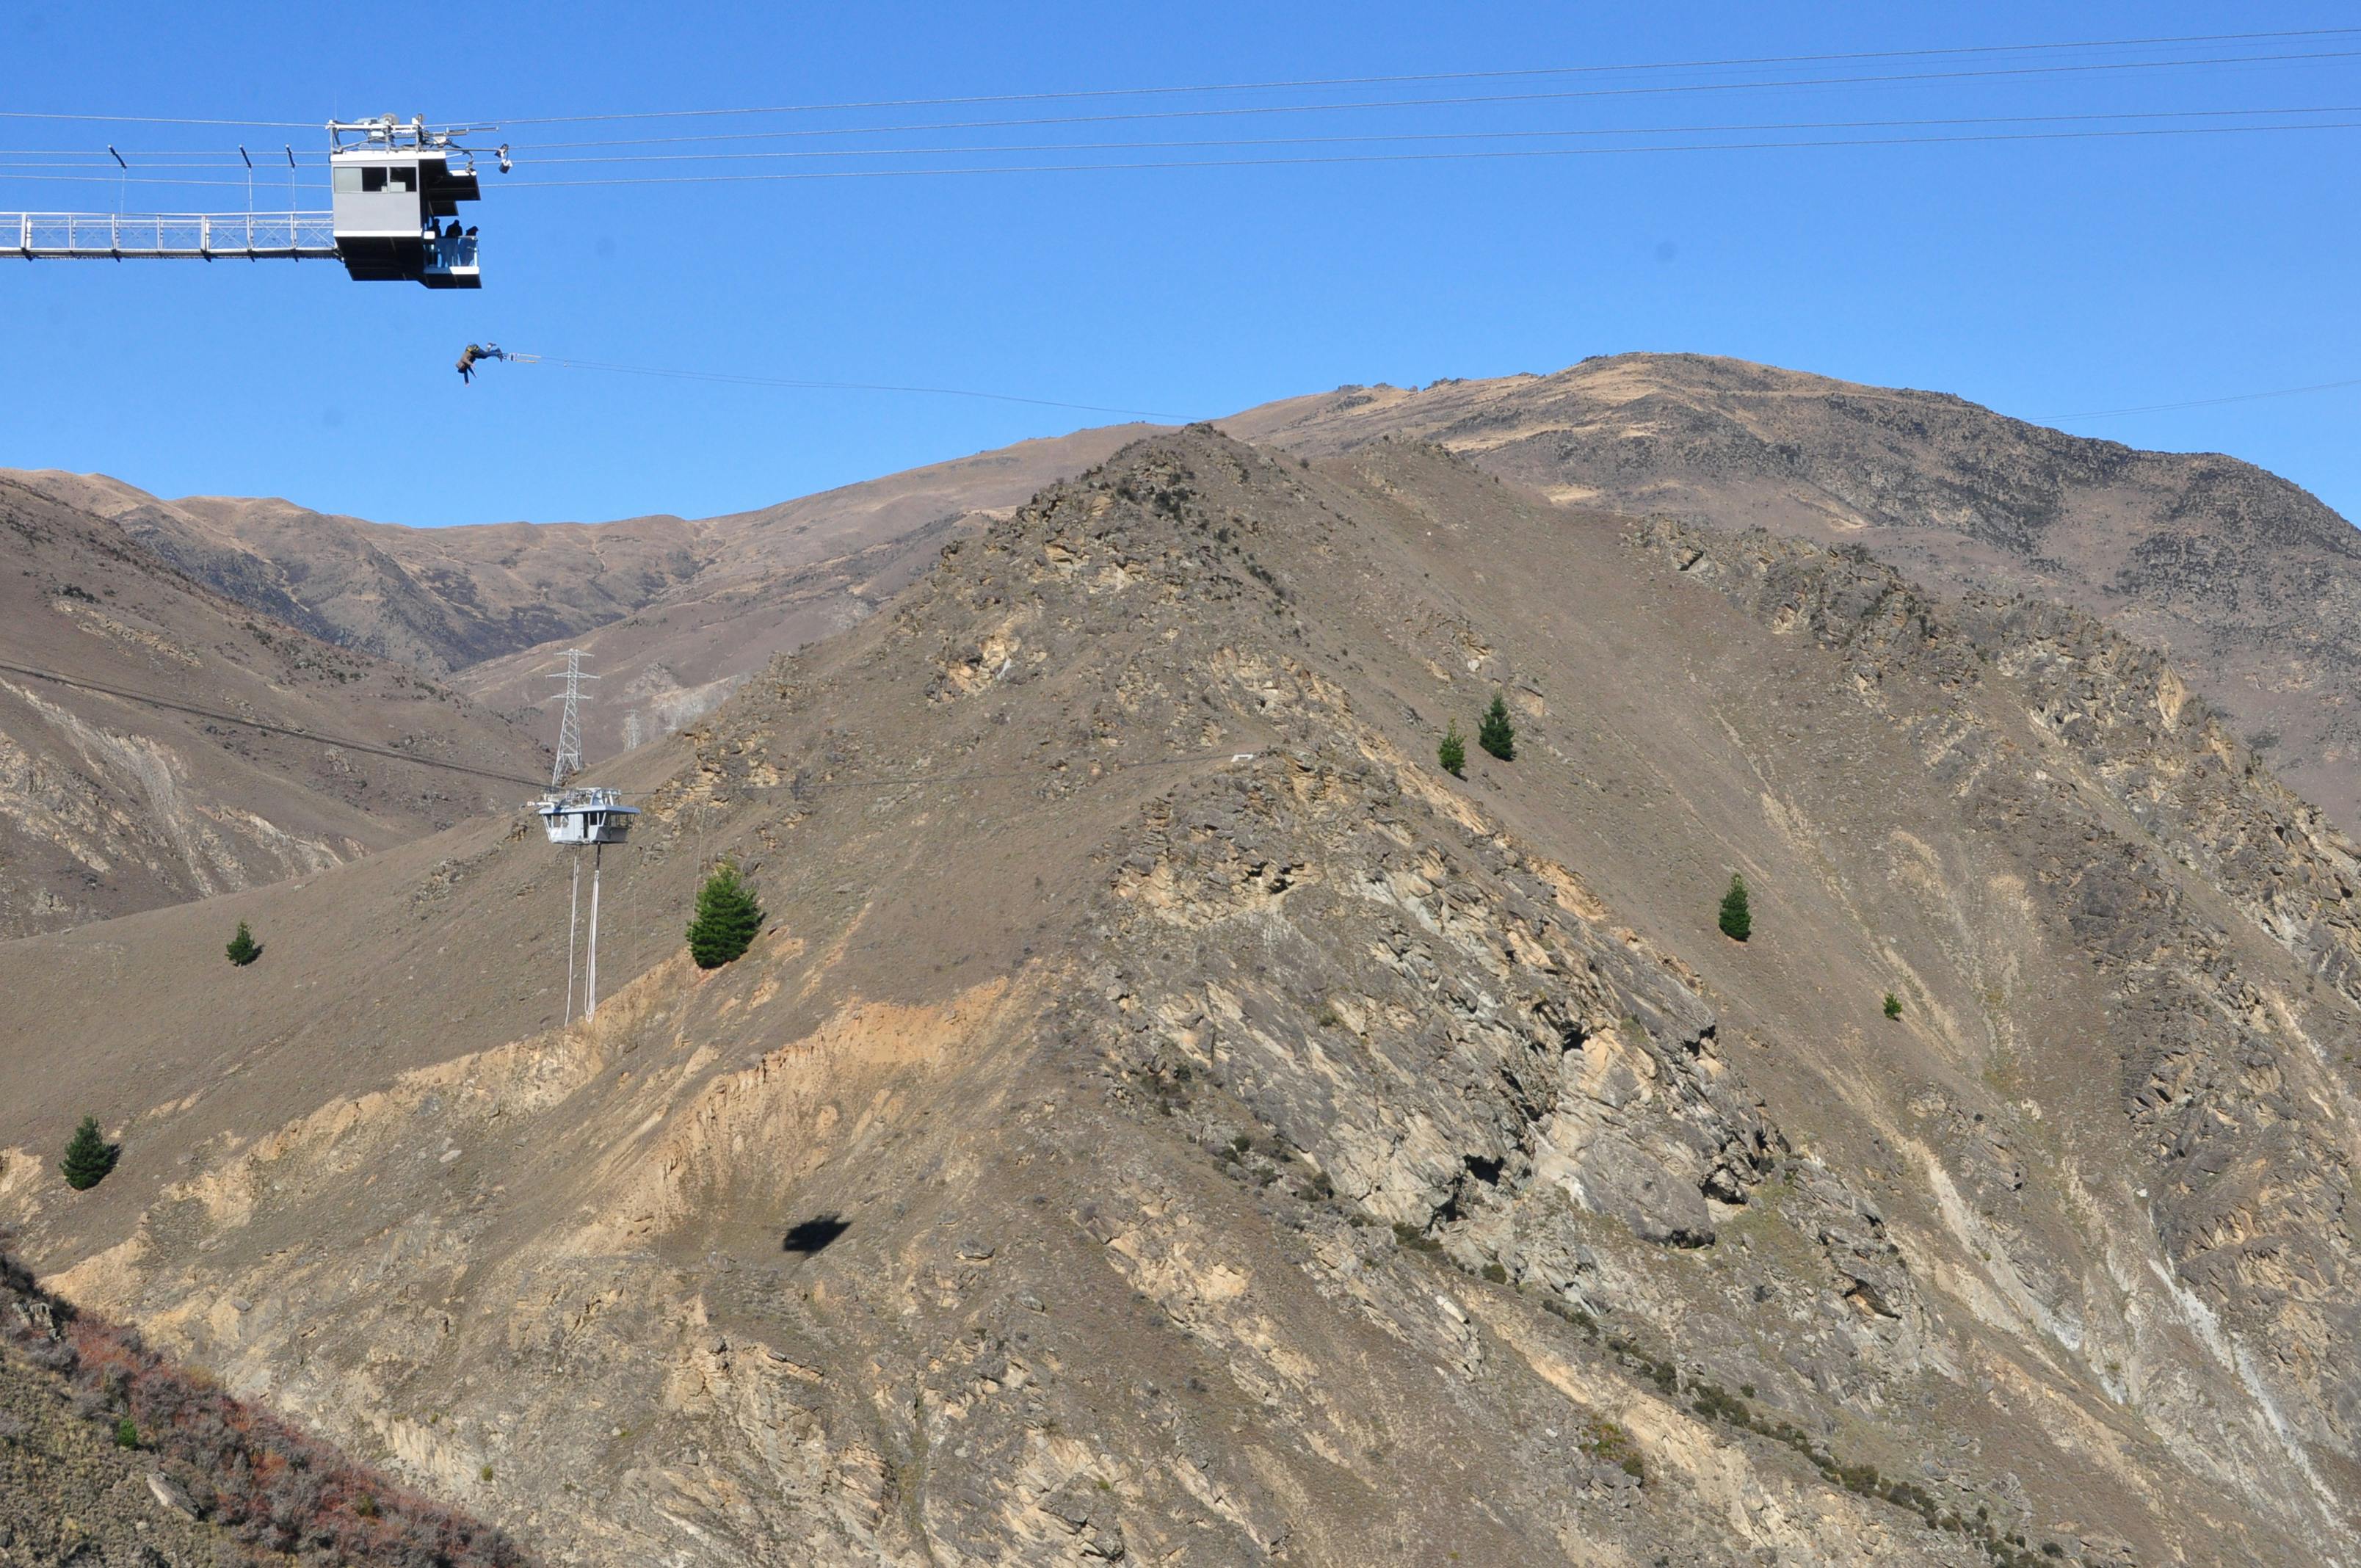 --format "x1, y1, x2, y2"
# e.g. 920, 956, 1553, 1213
1, 1247, 531, 1567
